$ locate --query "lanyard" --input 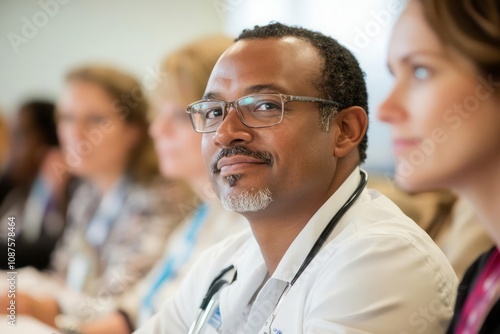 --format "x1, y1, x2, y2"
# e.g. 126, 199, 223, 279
22, 175, 52, 242
85, 176, 129, 248
190, 169, 368, 334
66, 177, 129, 292
139, 203, 209, 324
262, 169, 368, 333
